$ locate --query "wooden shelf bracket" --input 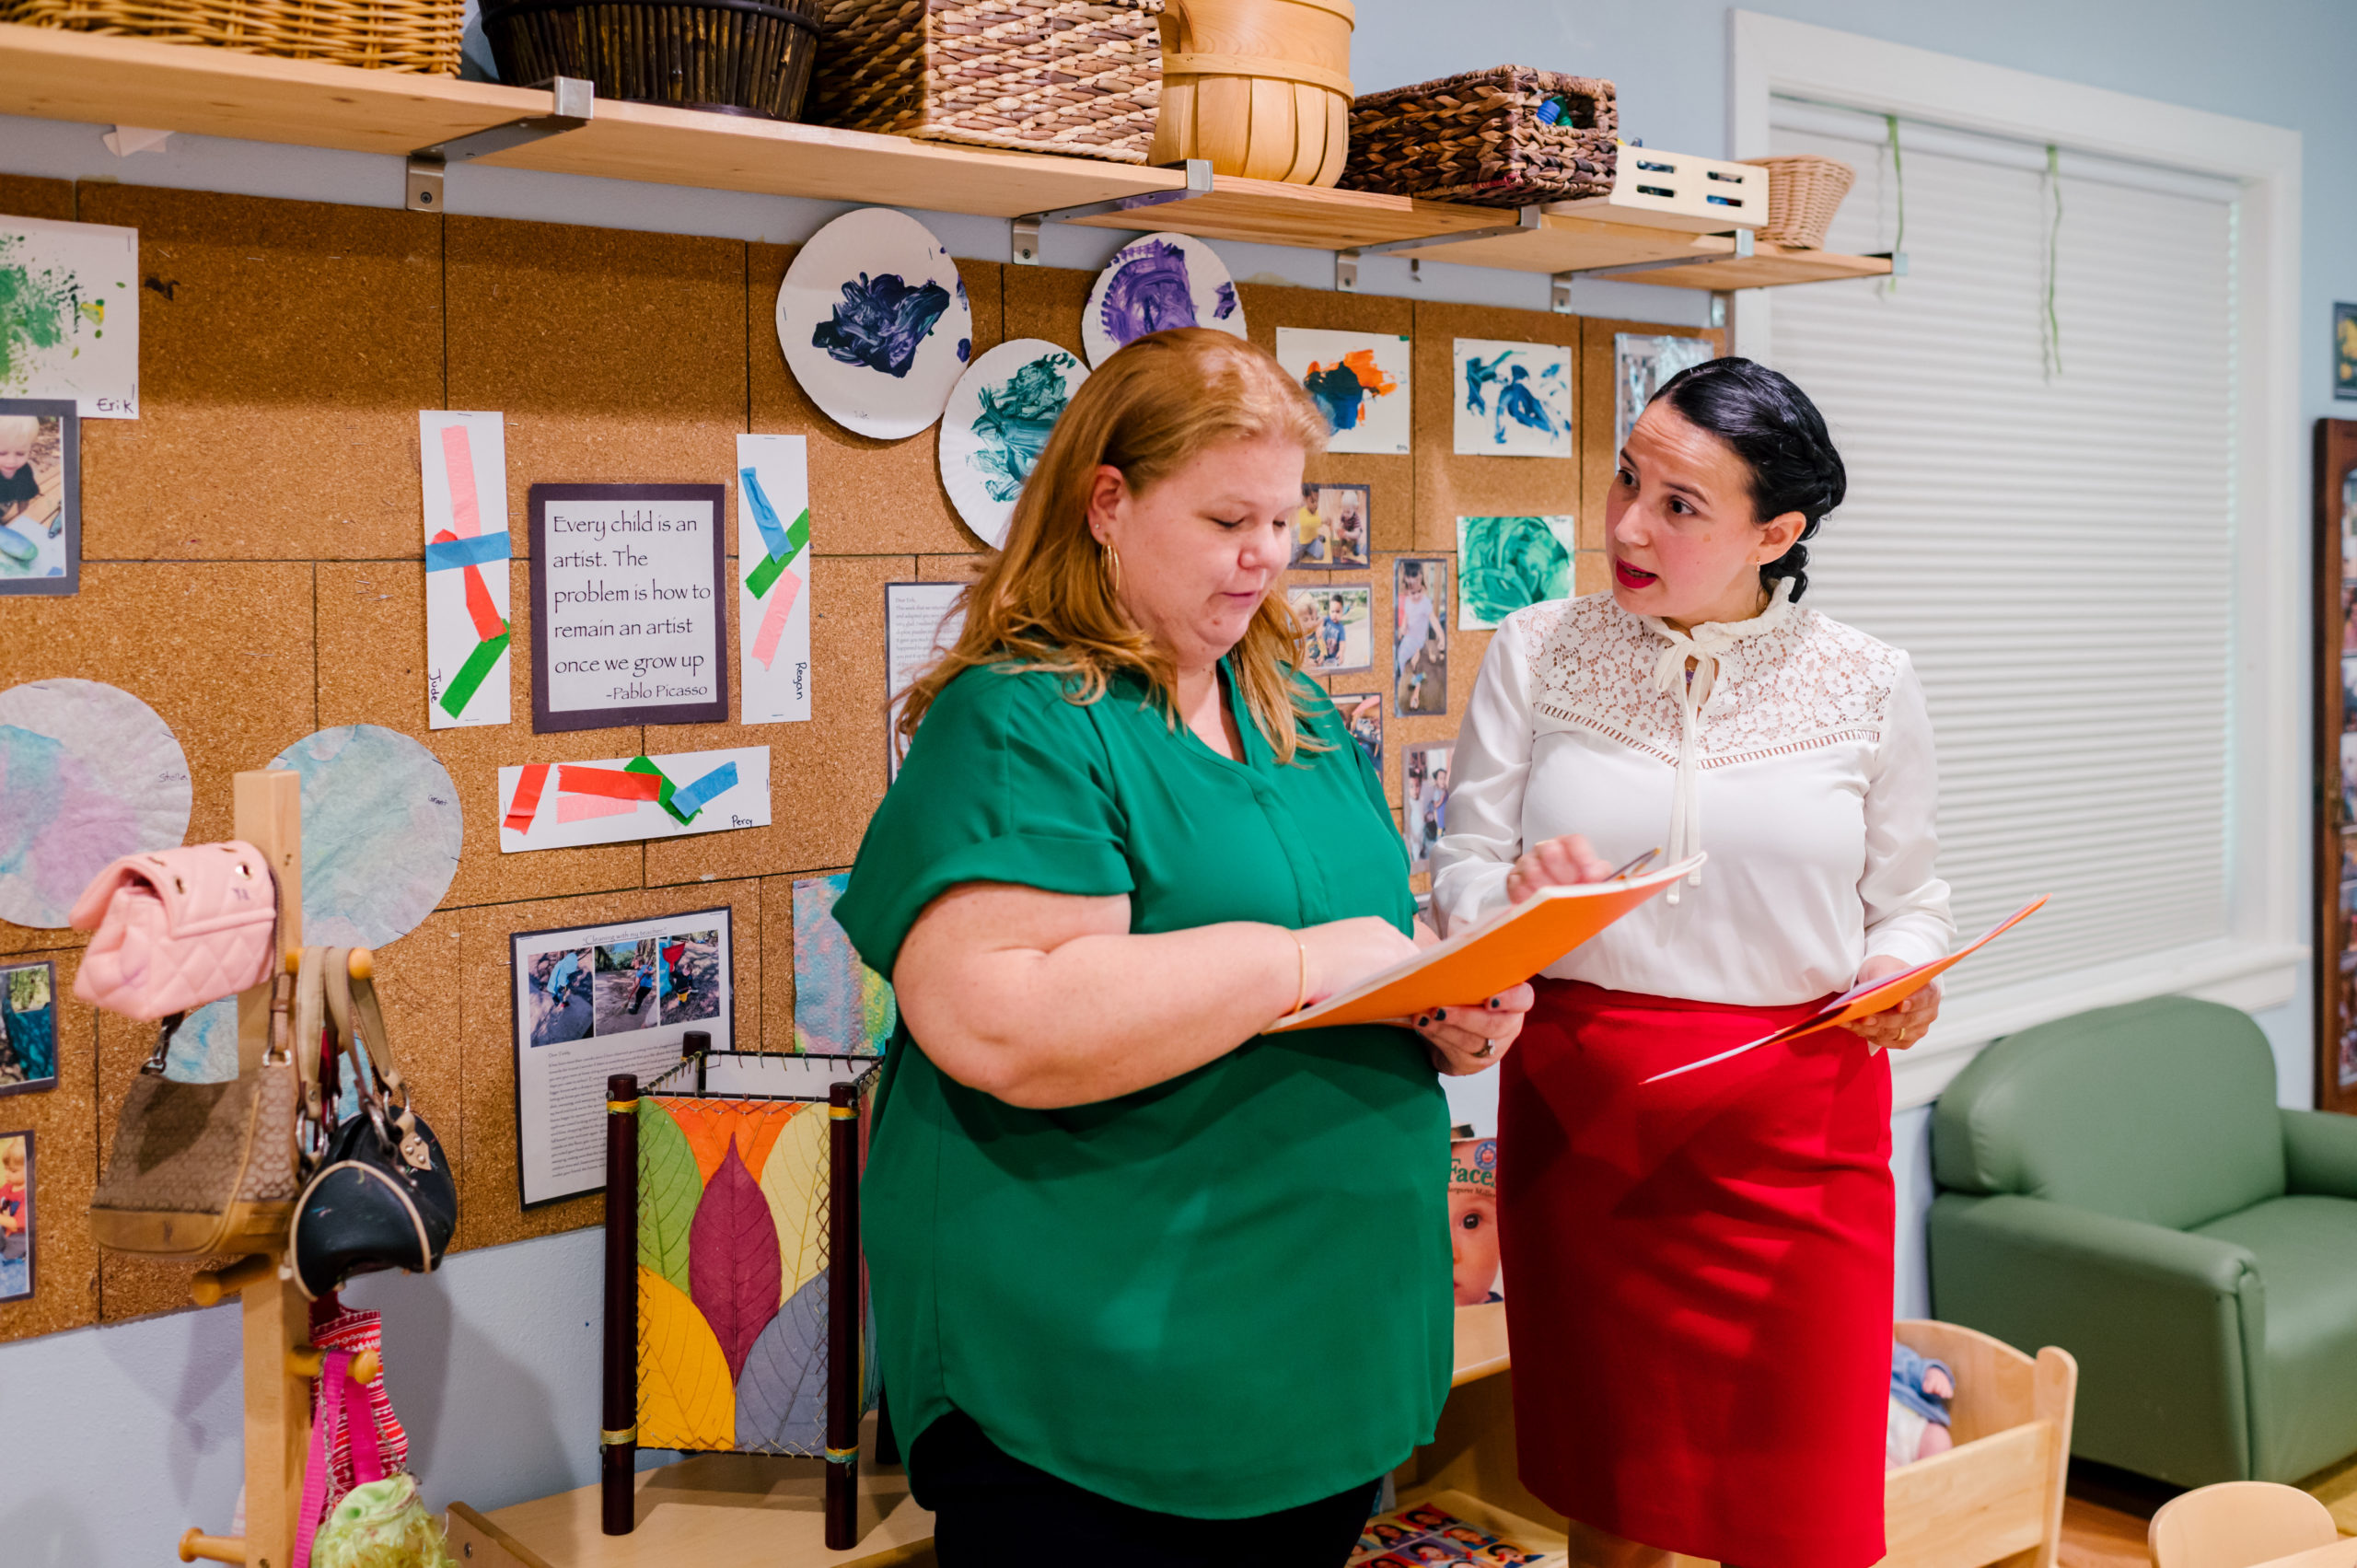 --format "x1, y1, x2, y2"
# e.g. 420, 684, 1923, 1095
406, 75, 594, 213
1336, 204, 1543, 291
1010, 157, 1214, 264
